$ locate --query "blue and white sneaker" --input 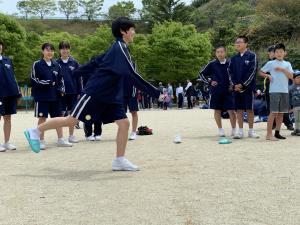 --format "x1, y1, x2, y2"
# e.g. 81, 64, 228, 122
24, 130, 41, 153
